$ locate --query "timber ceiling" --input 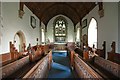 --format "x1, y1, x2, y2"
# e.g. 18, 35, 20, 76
24, 2, 96, 26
